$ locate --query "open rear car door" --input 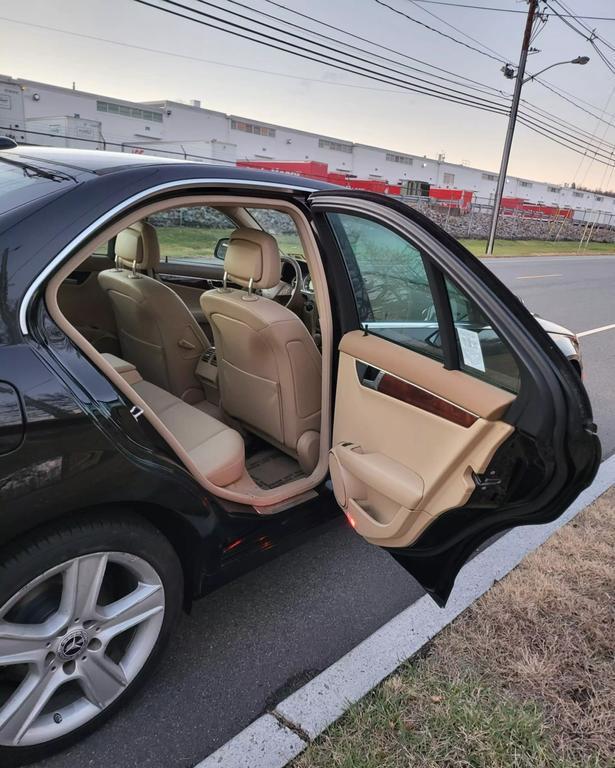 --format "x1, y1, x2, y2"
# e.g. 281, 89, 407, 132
309, 191, 600, 606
